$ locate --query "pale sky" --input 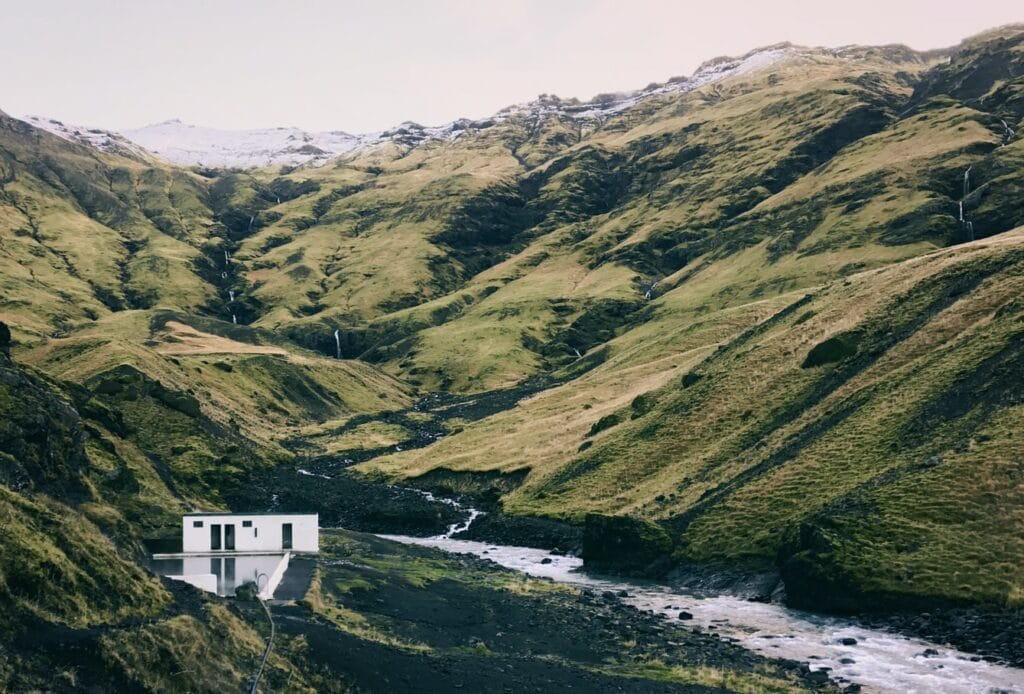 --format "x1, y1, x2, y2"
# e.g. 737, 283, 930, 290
1, 0, 1020, 133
